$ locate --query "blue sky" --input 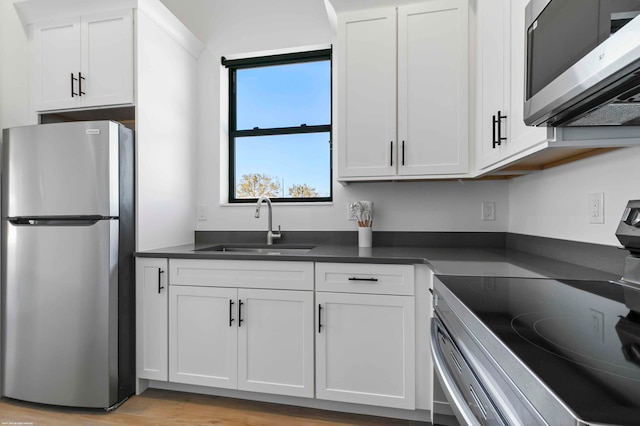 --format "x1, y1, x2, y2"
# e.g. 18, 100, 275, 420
235, 60, 331, 197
